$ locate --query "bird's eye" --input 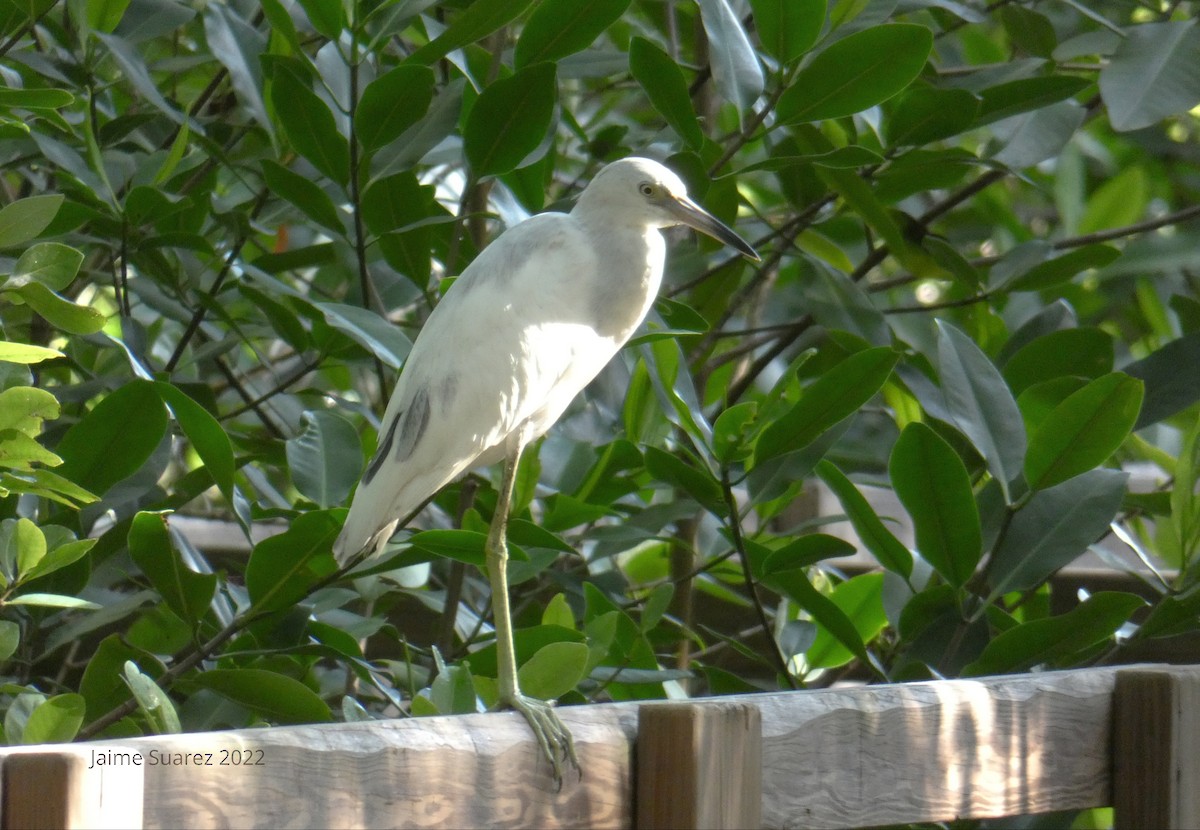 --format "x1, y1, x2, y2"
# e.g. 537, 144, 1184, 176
638, 182, 655, 197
